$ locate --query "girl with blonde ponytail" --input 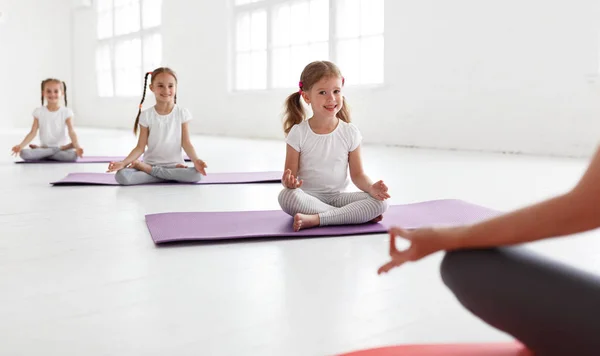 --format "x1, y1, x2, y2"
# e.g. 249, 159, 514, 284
278, 61, 390, 231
